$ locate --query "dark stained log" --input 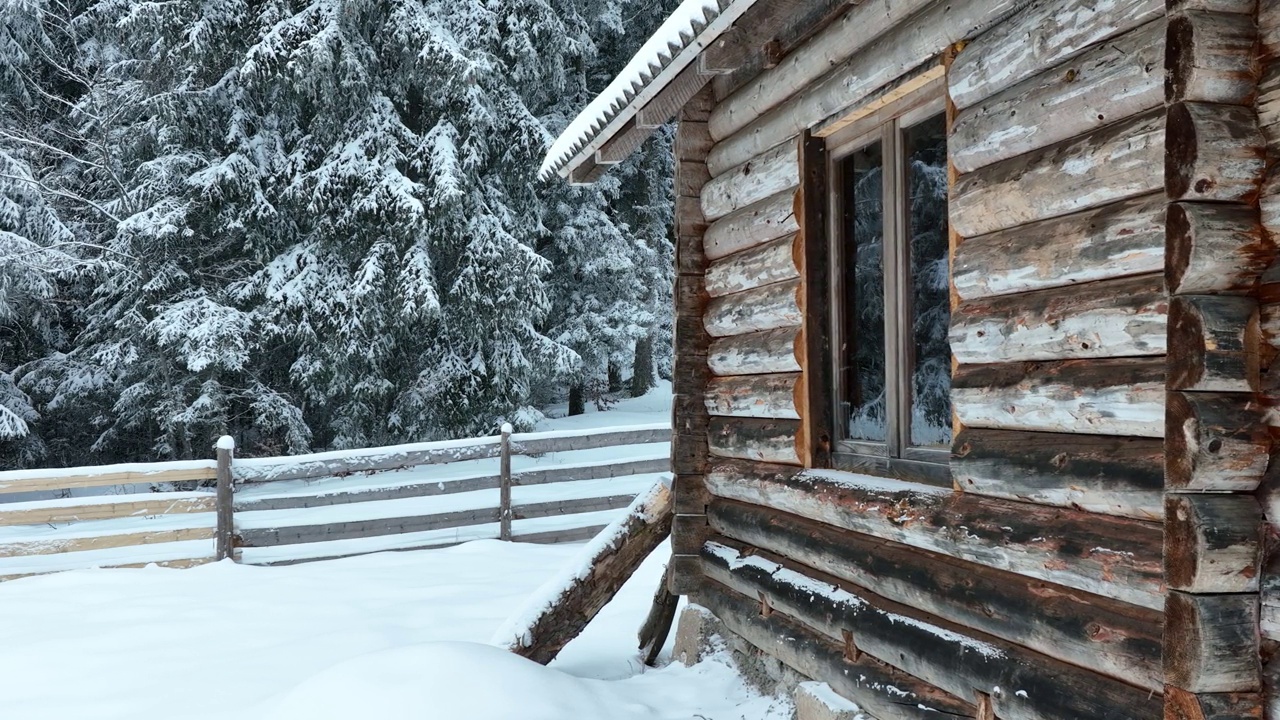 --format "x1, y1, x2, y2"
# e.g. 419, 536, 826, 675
1166, 10, 1261, 106
499, 478, 672, 664
673, 474, 709, 516
952, 357, 1166, 437
1167, 202, 1270, 295
700, 140, 798, 220
948, 0, 1163, 110
703, 189, 798, 261
637, 564, 679, 666
1166, 392, 1270, 491
798, 130, 830, 468
950, 19, 1163, 174
703, 279, 801, 337
1166, 494, 1262, 594
704, 372, 801, 419
704, 233, 799, 298
666, 554, 702, 595
952, 428, 1164, 520
701, 542, 1164, 720
1168, 295, 1261, 392
1164, 686, 1263, 720
1167, 101, 1266, 203
694, 580, 977, 719
949, 273, 1168, 363
705, 493, 1165, 691
1165, 591, 1261, 693
951, 110, 1164, 238
706, 326, 800, 377
703, 462, 1166, 609
953, 193, 1165, 301
707, 416, 801, 465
